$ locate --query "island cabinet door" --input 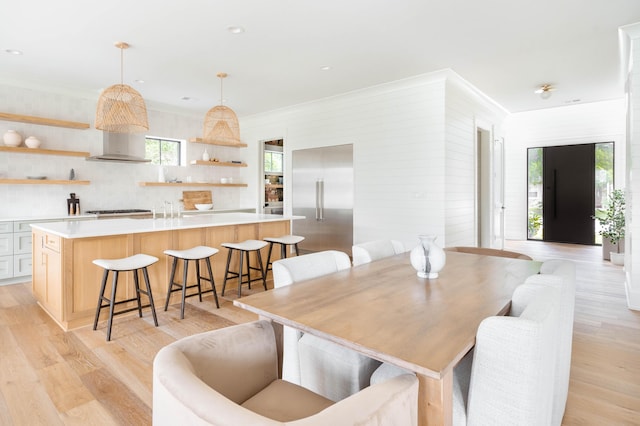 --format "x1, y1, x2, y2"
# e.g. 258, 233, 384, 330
135, 231, 172, 303
206, 225, 240, 285
258, 220, 291, 264
69, 235, 131, 321
31, 230, 62, 321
